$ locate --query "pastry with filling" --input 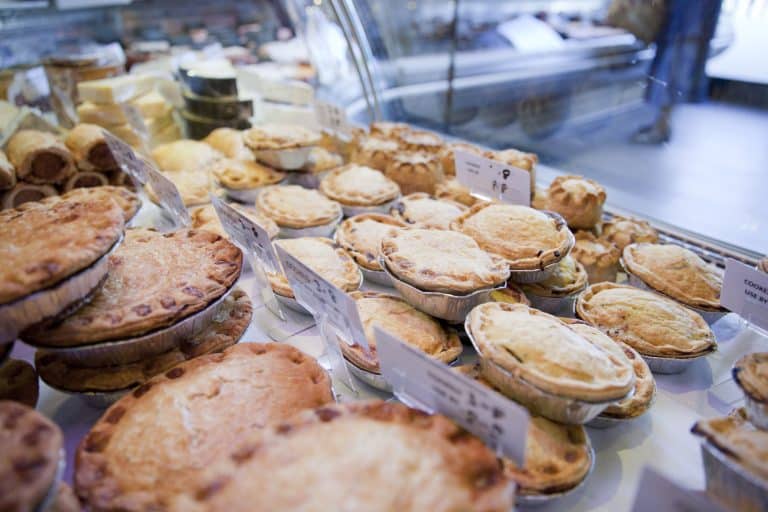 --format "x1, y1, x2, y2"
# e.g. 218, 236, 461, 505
391, 192, 467, 230
600, 215, 658, 250
571, 231, 620, 284
0, 183, 57, 209
350, 136, 399, 172
546, 175, 606, 229
319, 164, 400, 207
62, 171, 109, 191
256, 185, 341, 229
385, 152, 444, 196
334, 213, 406, 271
65, 123, 117, 171
190, 203, 279, 240
759, 257, 768, 273
397, 129, 443, 154
152, 140, 222, 174
520, 255, 588, 298
490, 280, 530, 306
6, 129, 76, 185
